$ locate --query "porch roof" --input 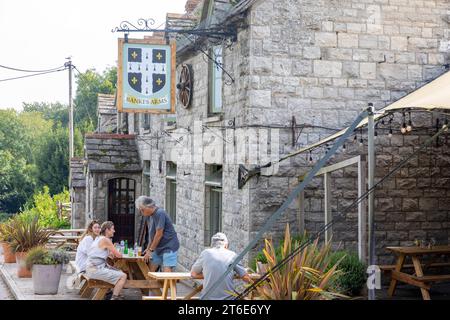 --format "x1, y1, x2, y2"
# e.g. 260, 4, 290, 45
84, 133, 141, 173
